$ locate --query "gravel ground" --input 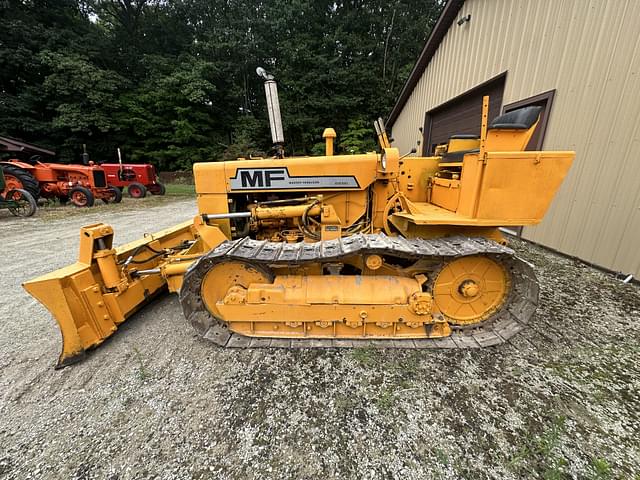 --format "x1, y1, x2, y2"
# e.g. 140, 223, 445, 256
0, 197, 639, 480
